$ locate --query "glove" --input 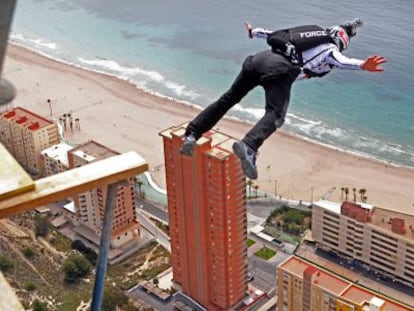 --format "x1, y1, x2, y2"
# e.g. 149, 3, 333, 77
361, 55, 387, 72
245, 22, 253, 39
